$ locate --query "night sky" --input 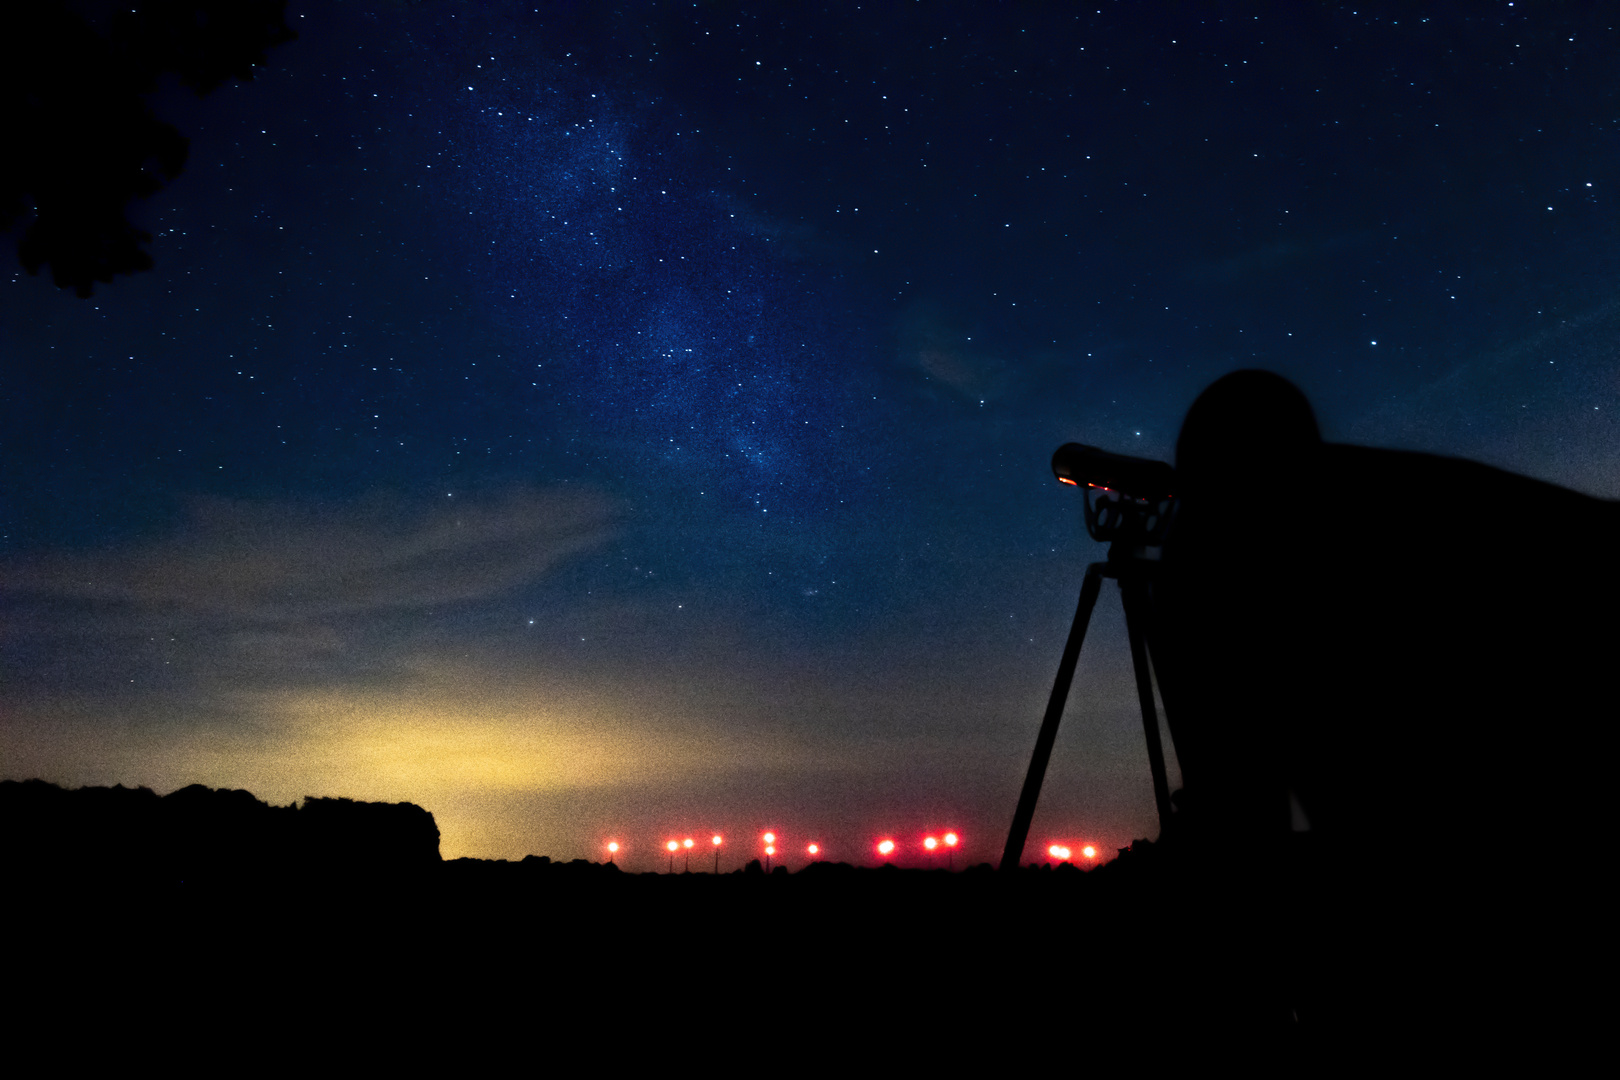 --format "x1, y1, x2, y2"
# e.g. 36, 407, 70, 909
4, 1, 1616, 869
